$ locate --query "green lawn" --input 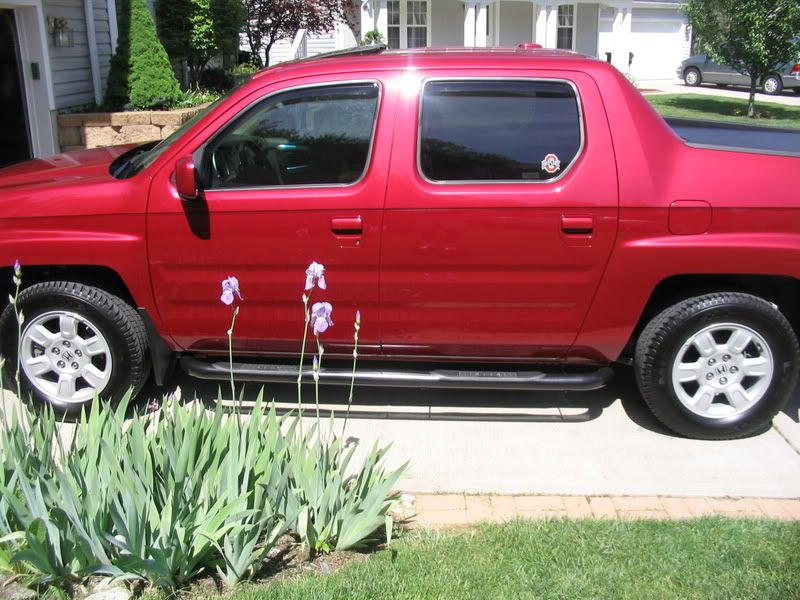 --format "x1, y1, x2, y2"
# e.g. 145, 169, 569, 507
162, 518, 800, 600
647, 93, 800, 128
